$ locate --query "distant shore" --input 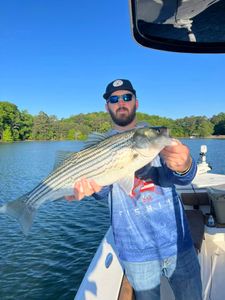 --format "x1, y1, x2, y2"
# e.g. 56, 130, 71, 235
1, 135, 225, 143
188, 135, 225, 139
204, 135, 225, 139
